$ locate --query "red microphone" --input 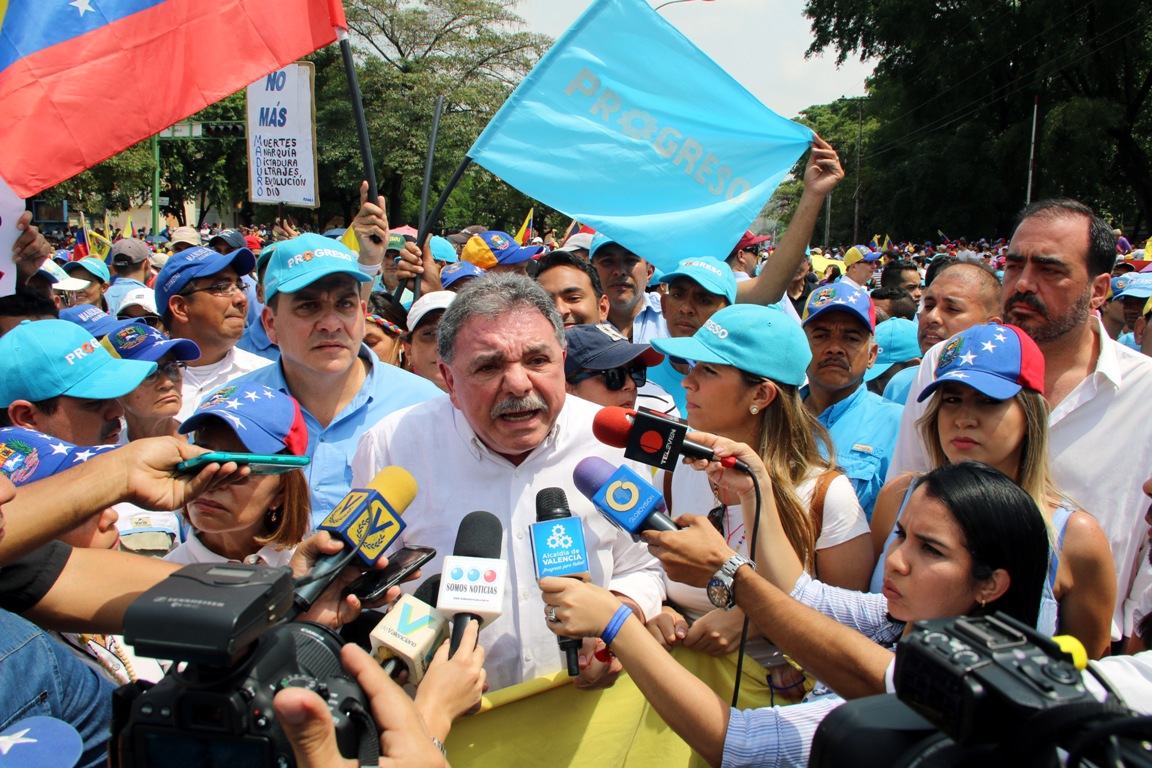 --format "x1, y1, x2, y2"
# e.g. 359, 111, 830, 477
591, 406, 748, 473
